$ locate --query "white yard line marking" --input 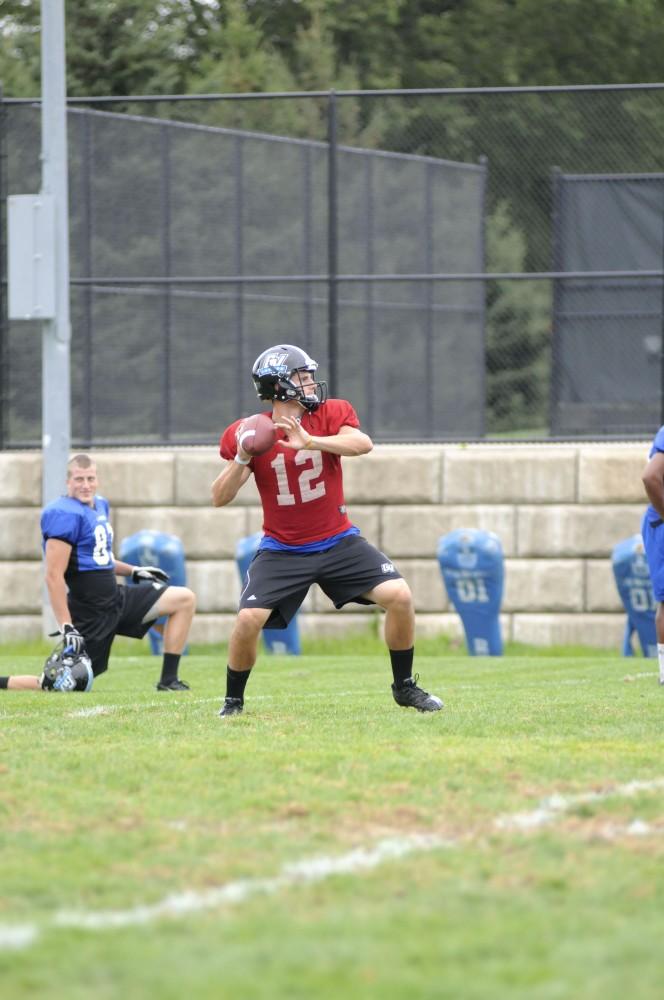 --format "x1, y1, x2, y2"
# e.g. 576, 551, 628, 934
0, 691, 374, 721
1, 778, 663, 952
0, 926, 38, 950
51, 835, 451, 932
0, 834, 451, 947
597, 819, 664, 838
494, 777, 664, 831
68, 705, 116, 718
